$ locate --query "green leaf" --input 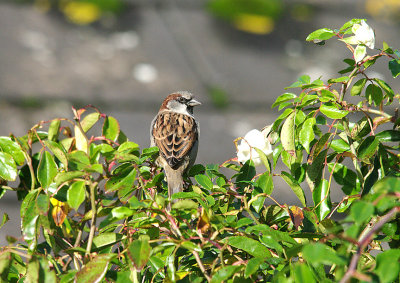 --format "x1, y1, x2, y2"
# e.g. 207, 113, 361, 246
327, 76, 349, 84
375, 249, 400, 283
286, 75, 311, 89
75, 254, 116, 282
141, 146, 159, 158
211, 265, 242, 283
389, 59, 400, 78
307, 149, 327, 182
0, 213, 9, 230
21, 189, 40, 243
357, 136, 379, 160
236, 160, 256, 189
291, 263, 316, 283
328, 163, 360, 192
371, 176, 400, 194
37, 151, 58, 189
260, 235, 283, 253
81, 112, 101, 132
320, 102, 348, 119
172, 199, 198, 210
255, 171, 273, 195
0, 251, 11, 278
365, 84, 383, 106
47, 119, 61, 142
195, 174, 213, 190
103, 116, 120, 142
45, 140, 68, 169
48, 119, 61, 141
272, 108, 293, 131
244, 257, 263, 278
376, 130, 400, 142
92, 233, 123, 249
374, 78, 394, 100
111, 206, 133, 220
148, 256, 164, 276
350, 201, 374, 224
281, 171, 306, 206
54, 171, 85, 187
0, 152, 17, 181
281, 111, 296, 157
302, 243, 346, 266
312, 179, 331, 221
318, 89, 336, 102
306, 28, 335, 41
226, 236, 271, 258
339, 18, 363, 32
105, 166, 136, 192
180, 241, 202, 252
299, 117, 315, 154
0, 137, 25, 166
252, 172, 273, 212
330, 139, 350, 153
118, 141, 140, 153
127, 236, 151, 270
246, 224, 298, 245
272, 92, 297, 108
254, 147, 271, 172
60, 271, 77, 283
68, 150, 90, 171
67, 181, 86, 211
36, 194, 49, 216
351, 116, 372, 140
351, 78, 367, 96
188, 164, 205, 177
